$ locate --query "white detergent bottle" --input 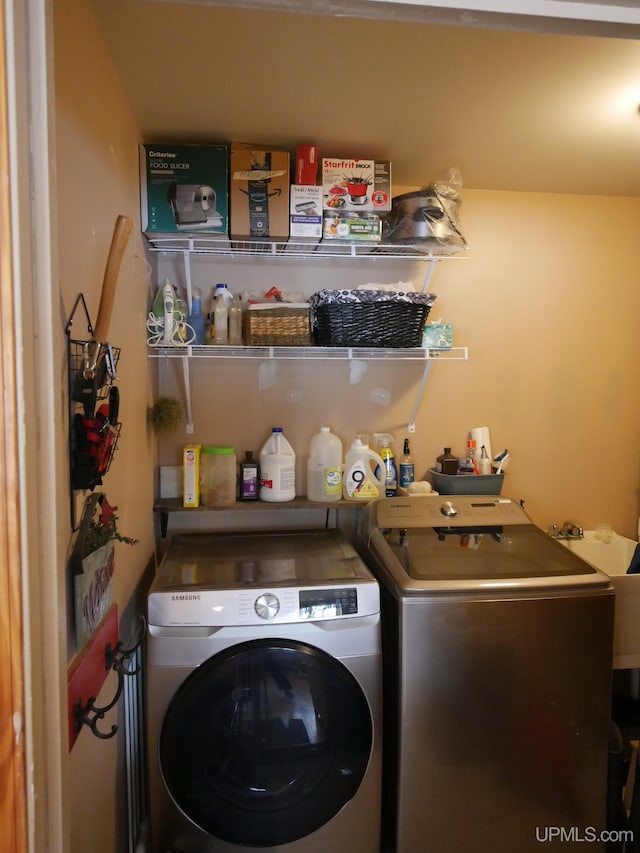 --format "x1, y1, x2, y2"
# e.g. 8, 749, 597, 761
307, 426, 343, 503
259, 427, 296, 502
343, 436, 385, 502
